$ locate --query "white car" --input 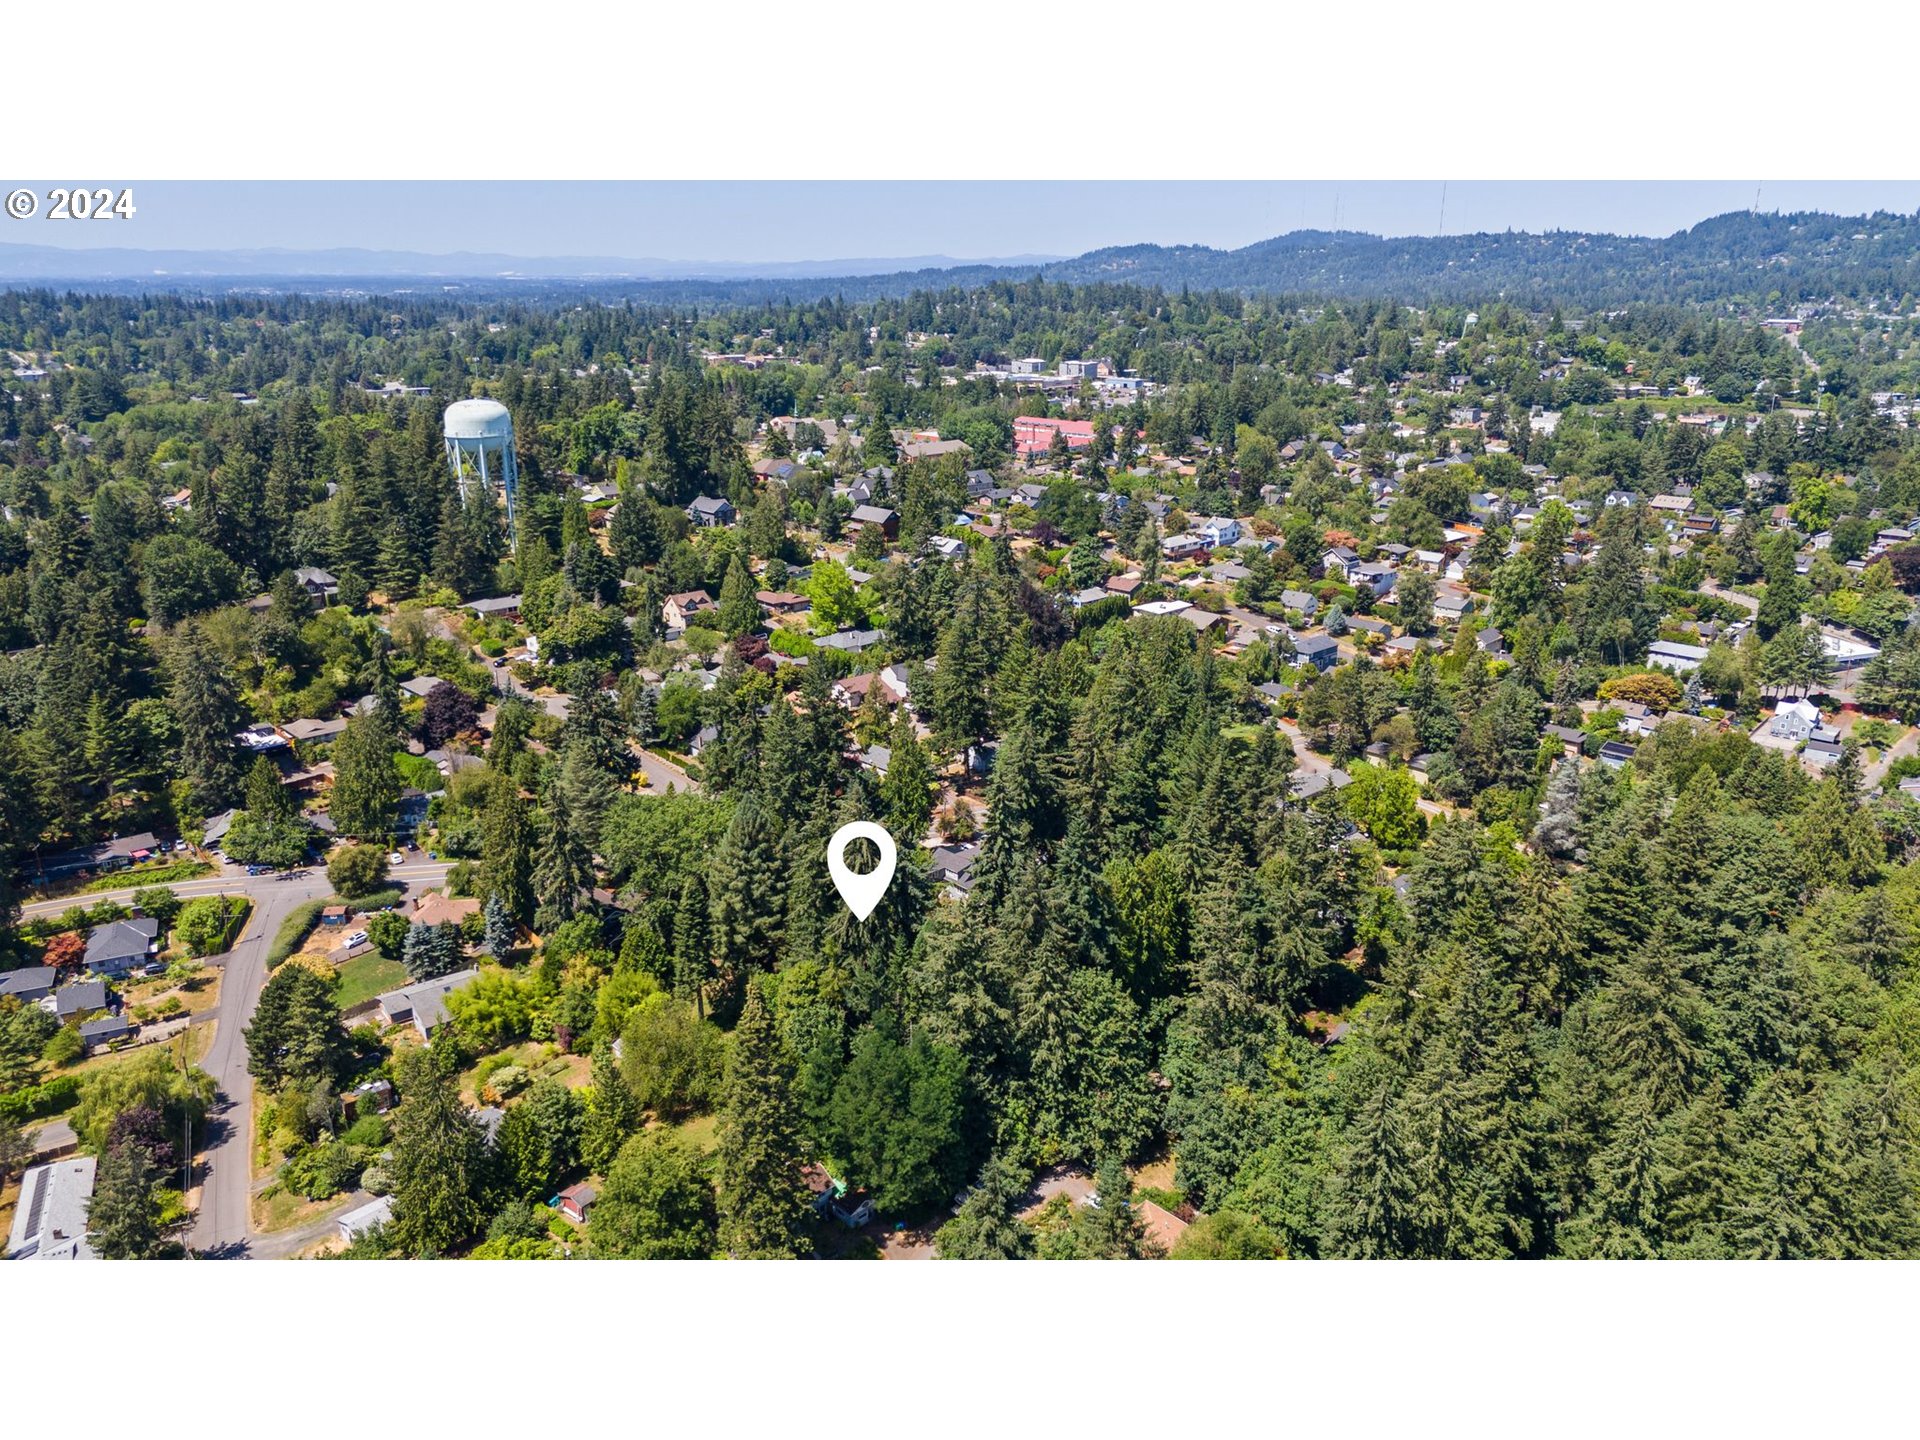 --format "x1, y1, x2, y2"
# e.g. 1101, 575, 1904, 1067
344, 929, 369, 949
388, 851, 405, 866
